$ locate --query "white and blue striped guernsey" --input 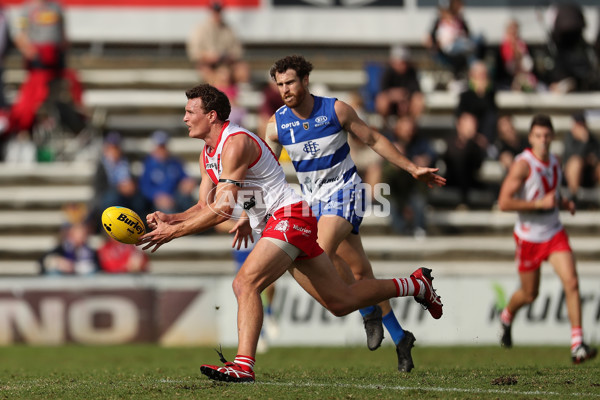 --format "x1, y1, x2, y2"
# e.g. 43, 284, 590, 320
275, 96, 362, 206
